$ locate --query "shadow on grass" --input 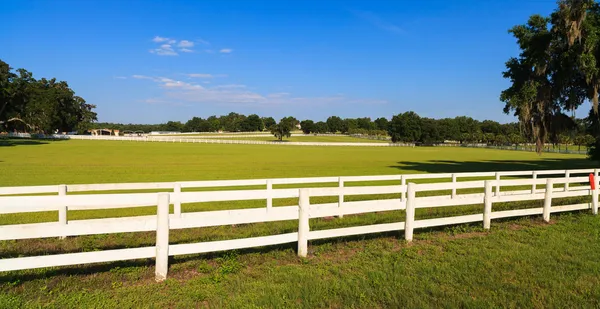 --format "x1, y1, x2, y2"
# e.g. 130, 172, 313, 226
391, 158, 599, 174
0, 138, 67, 147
